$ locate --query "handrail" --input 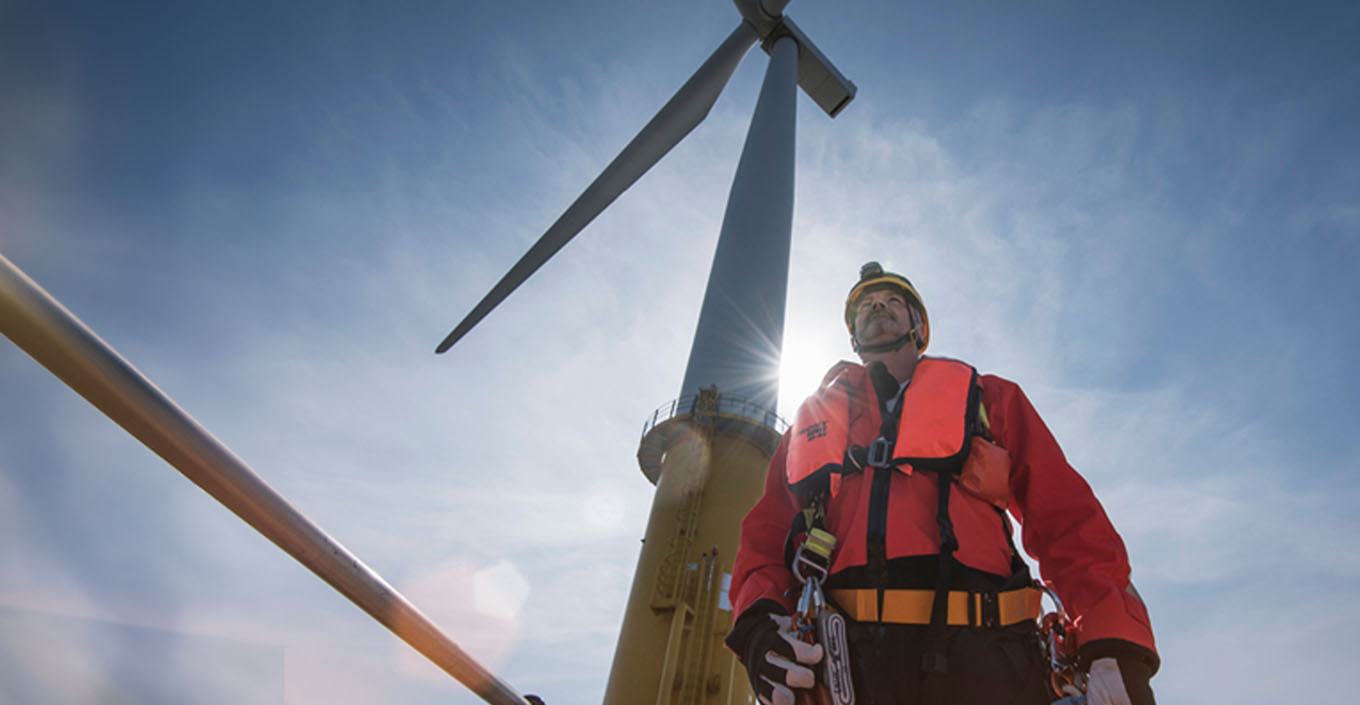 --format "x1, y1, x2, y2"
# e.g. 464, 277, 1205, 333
0, 253, 534, 705
640, 393, 788, 440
